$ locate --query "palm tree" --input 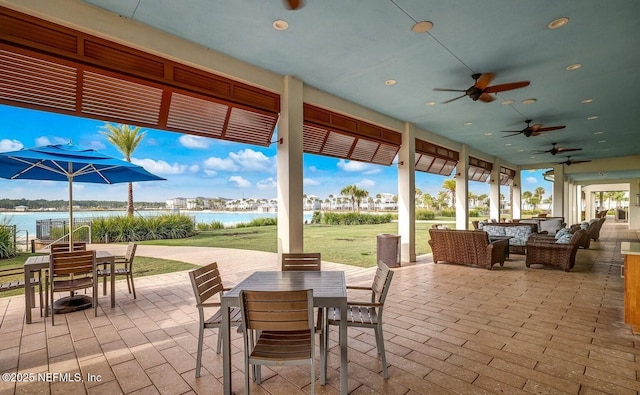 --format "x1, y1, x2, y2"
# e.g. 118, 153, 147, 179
522, 191, 533, 210
442, 178, 456, 207
534, 187, 545, 201
101, 123, 146, 216
353, 187, 369, 212
340, 185, 357, 211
